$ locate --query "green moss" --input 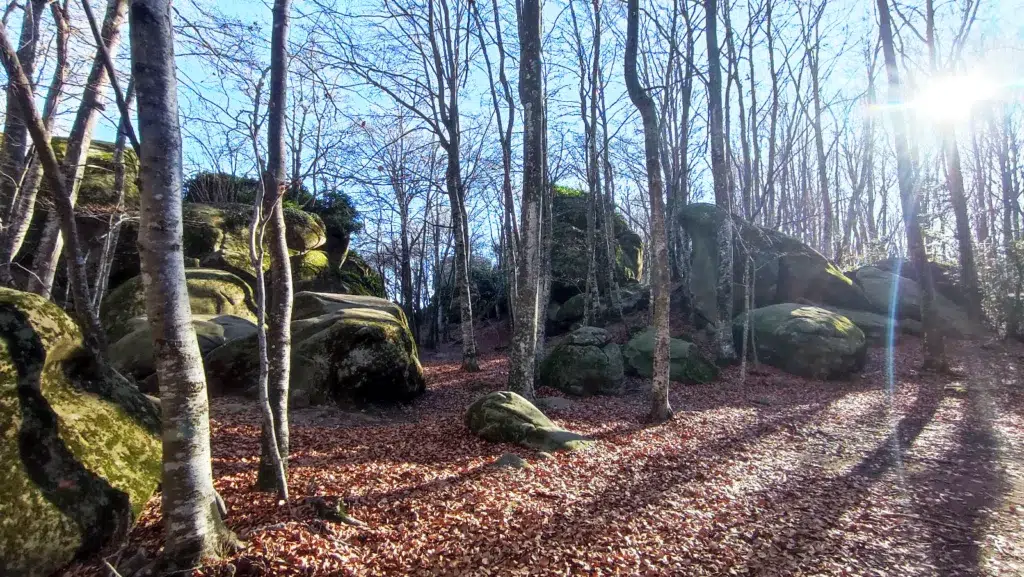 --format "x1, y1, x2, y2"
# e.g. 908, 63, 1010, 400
623, 329, 718, 384
0, 288, 160, 577
465, 391, 591, 452
338, 250, 386, 298
101, 269, 257, 341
